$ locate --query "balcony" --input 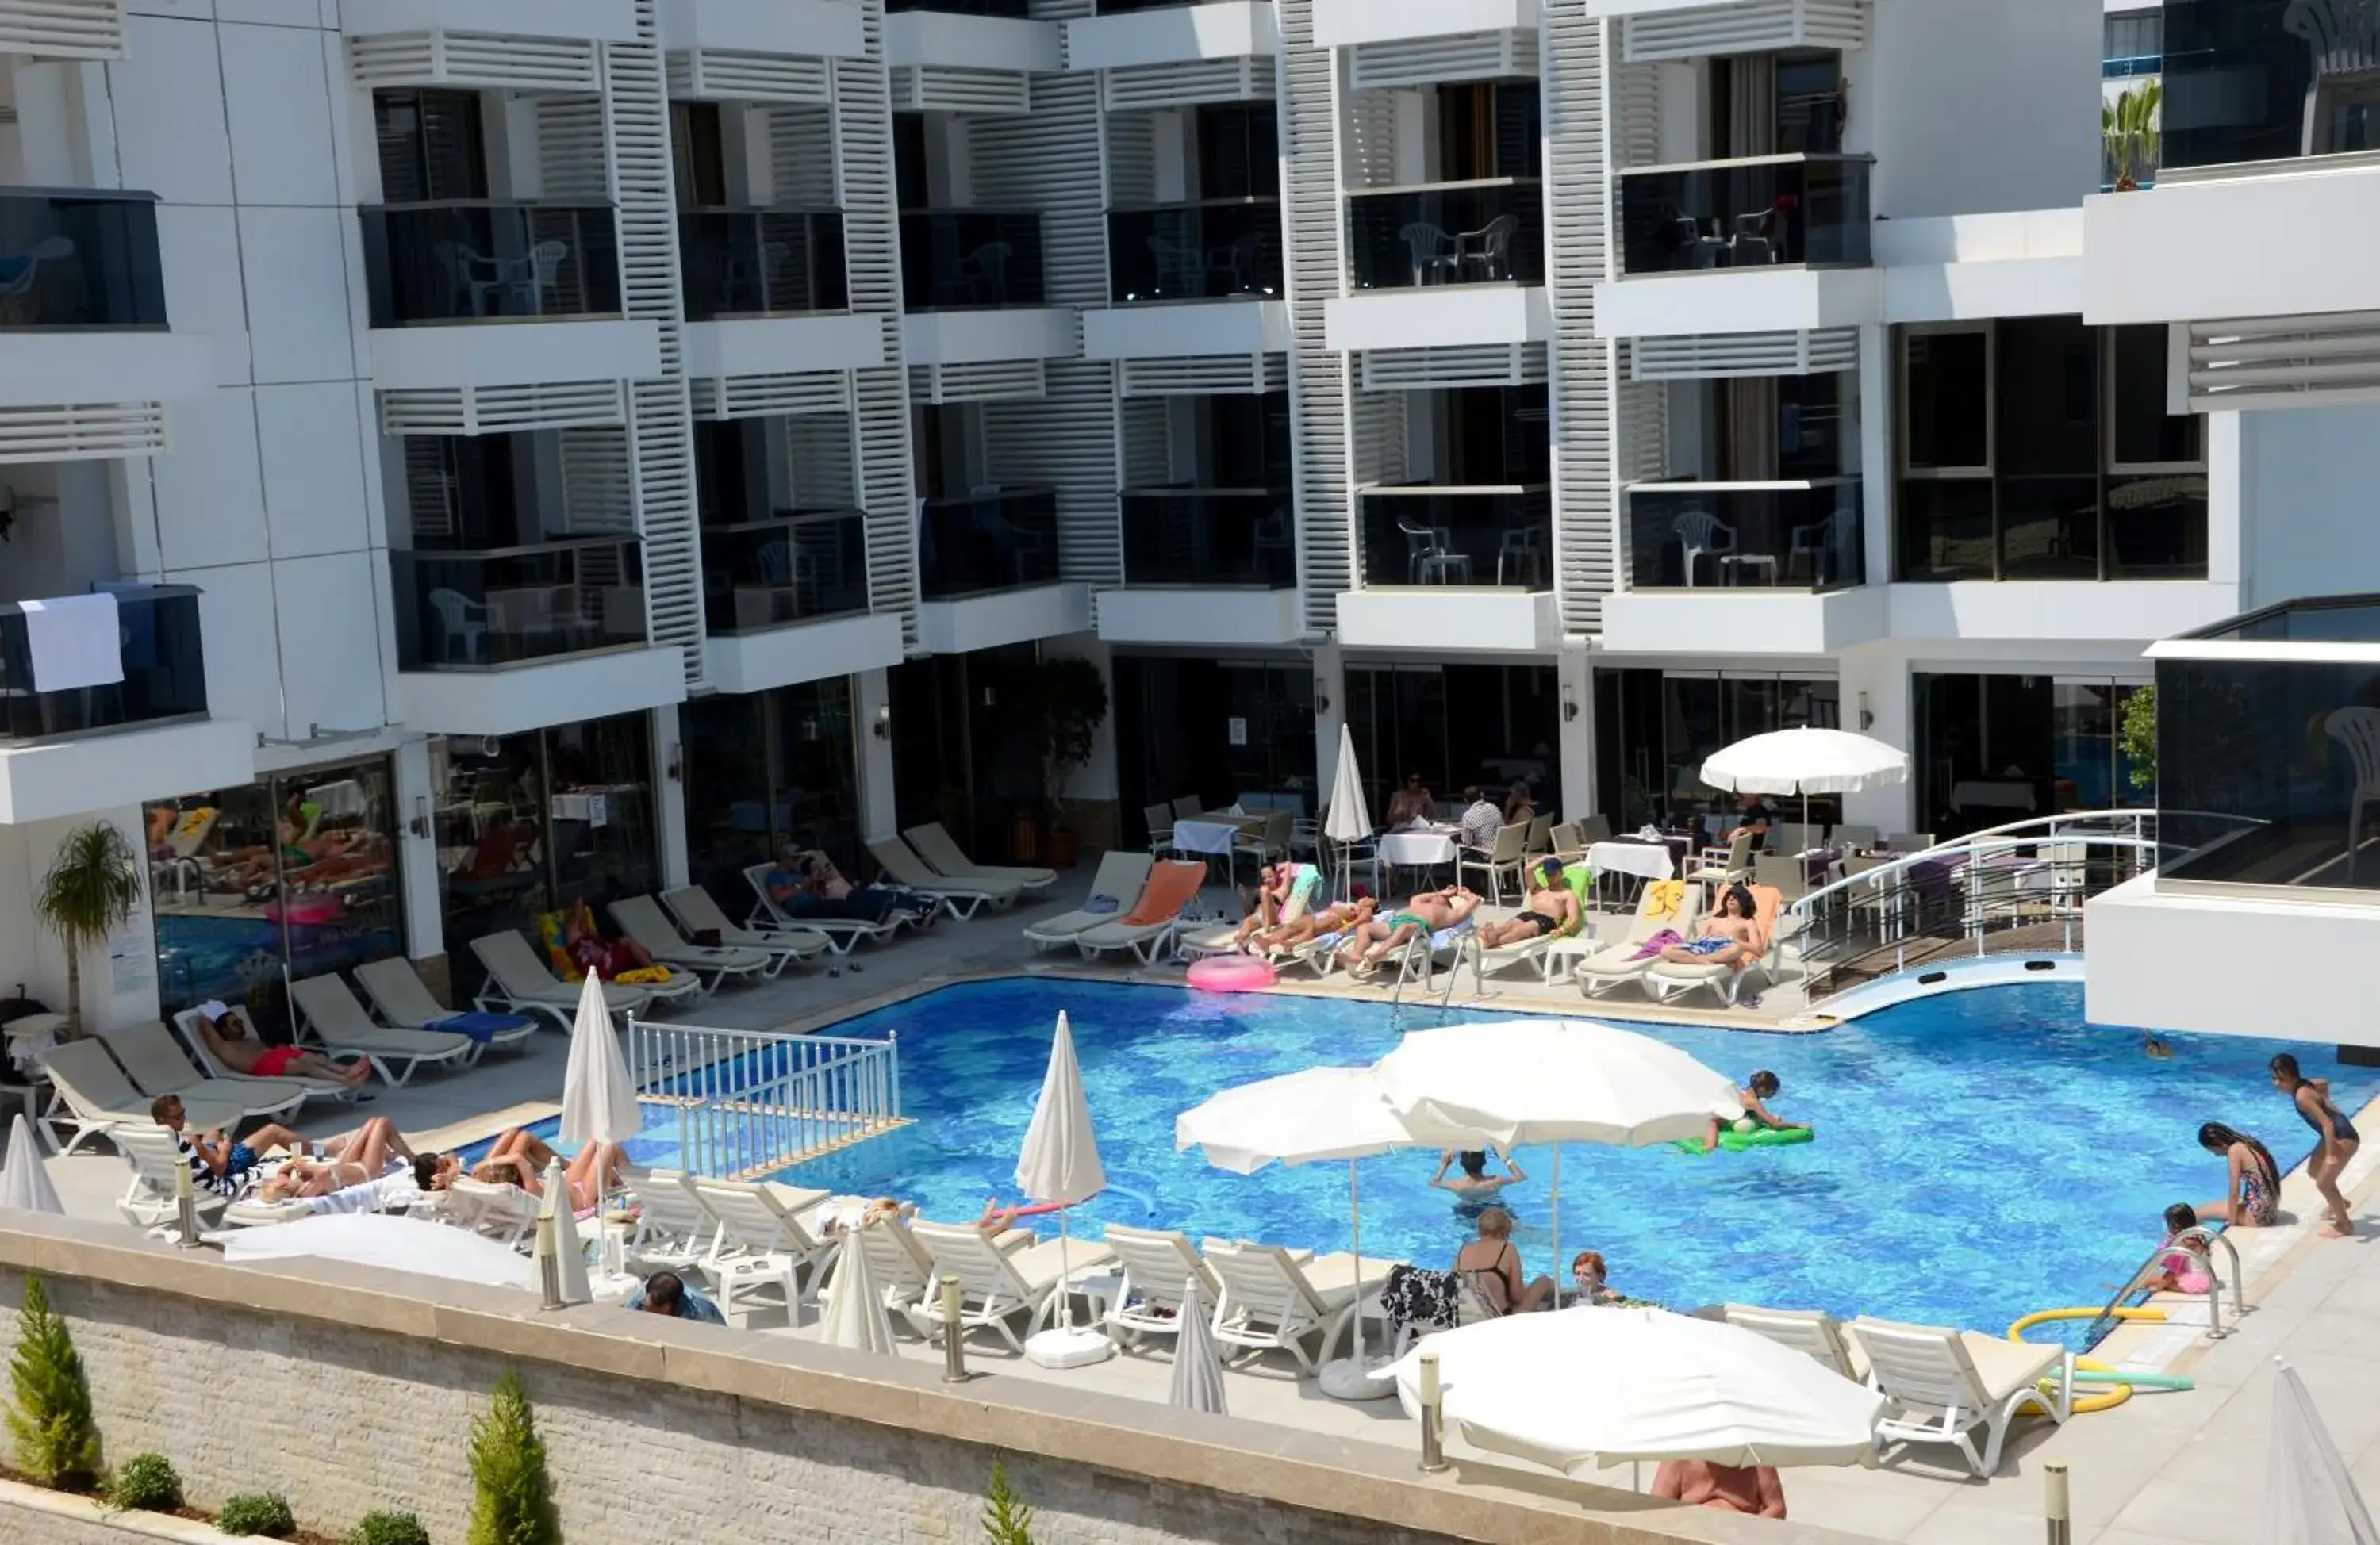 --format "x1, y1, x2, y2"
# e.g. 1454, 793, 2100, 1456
1120, 489, 1294, 587
1617, 154, 1872, 276
1357, 485, 1552, 589
390, 537, 647, 670
678, 209, 847, 320
0, 189, 163, 328
900, 210, 1046, 312
0, 586, 203, 741
1068, 0, 1275, 69
702, 509, 869, 635
1314, 0, 1537, 48
887, 0, 1027, 11
1345, 179, 1543, 292
361, 202, 621, 326
918, 487, 1059, 600
1624, 478, 1864, 590
1107, 200, 1281, 305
